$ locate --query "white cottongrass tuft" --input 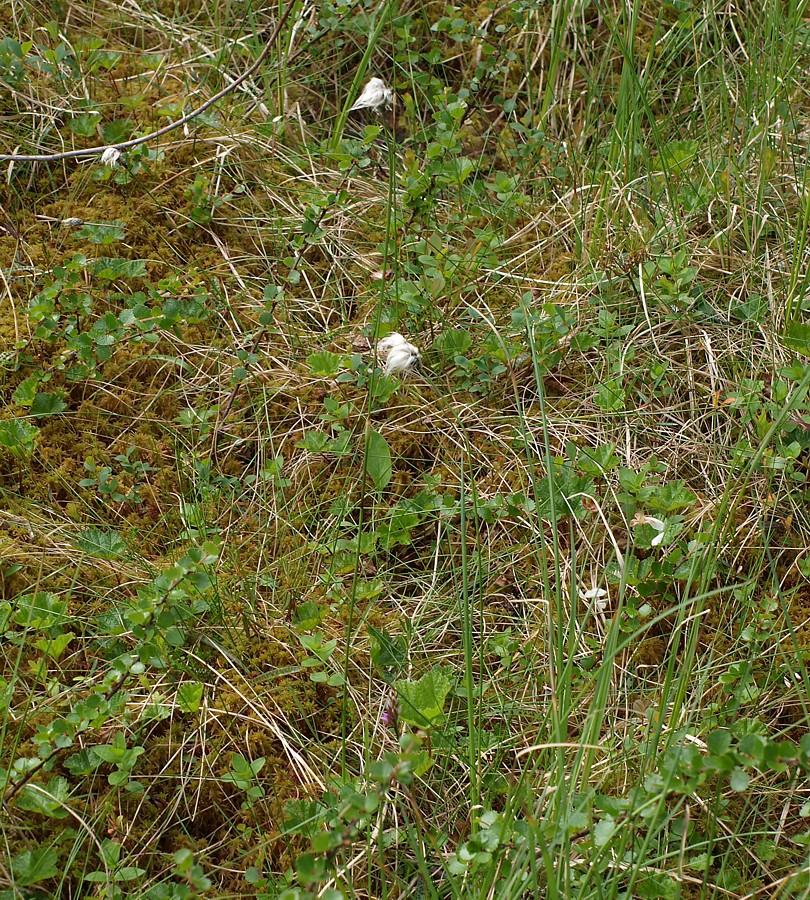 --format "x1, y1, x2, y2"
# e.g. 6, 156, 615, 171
100, 146, 122, 167
385, 342, 420, 375
376, 332, 420, 376
376, 332, 407, 356
349, 77, 394, 113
